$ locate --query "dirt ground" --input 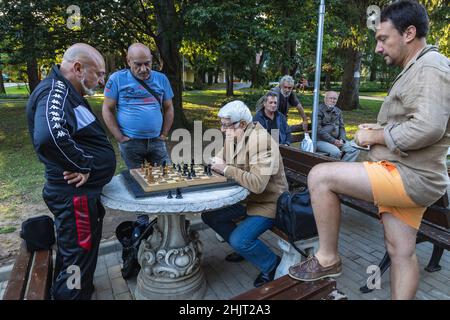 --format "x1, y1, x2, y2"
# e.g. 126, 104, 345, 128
0, 202, 133, 267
